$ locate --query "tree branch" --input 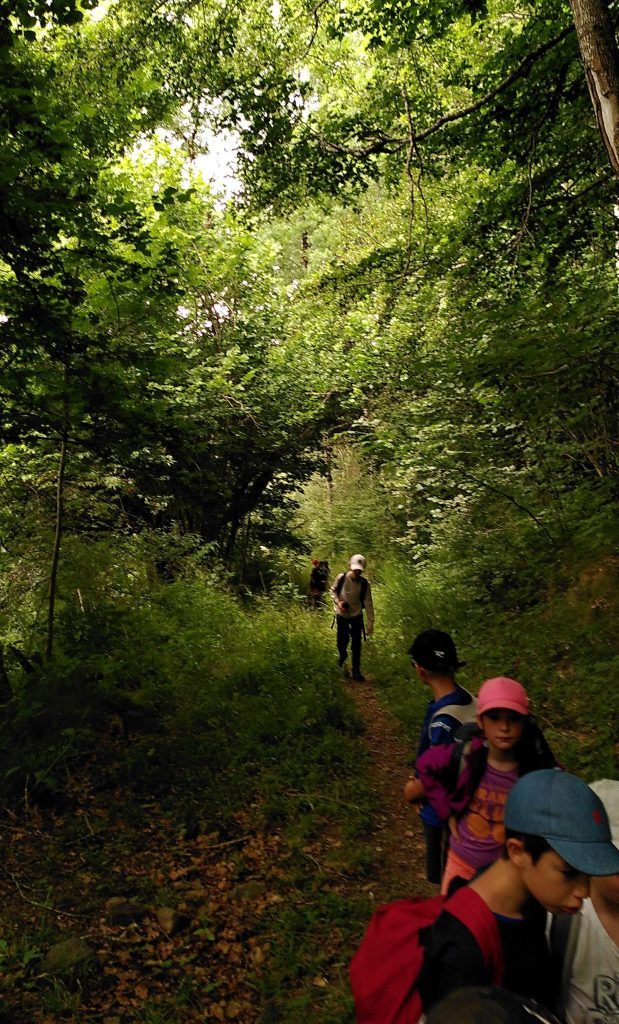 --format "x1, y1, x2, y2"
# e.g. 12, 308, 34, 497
461, 470, 557, 543
414, 24, 575, 143
315, 24, 575, 158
